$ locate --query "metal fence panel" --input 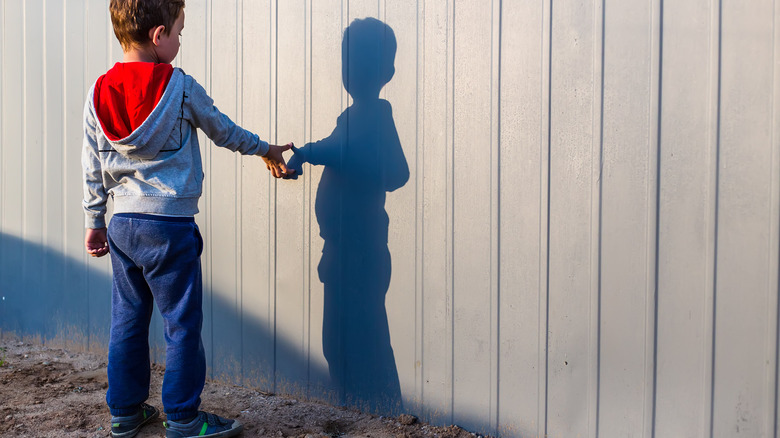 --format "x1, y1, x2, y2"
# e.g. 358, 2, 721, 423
1, 1, 778, 437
